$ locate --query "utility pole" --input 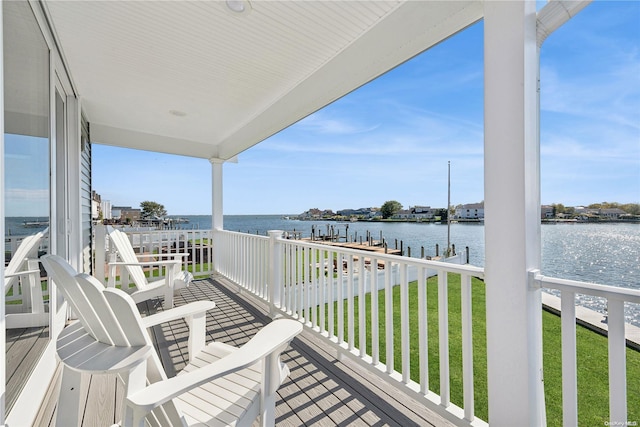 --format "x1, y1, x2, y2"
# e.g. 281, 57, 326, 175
447, 160, 451, 256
